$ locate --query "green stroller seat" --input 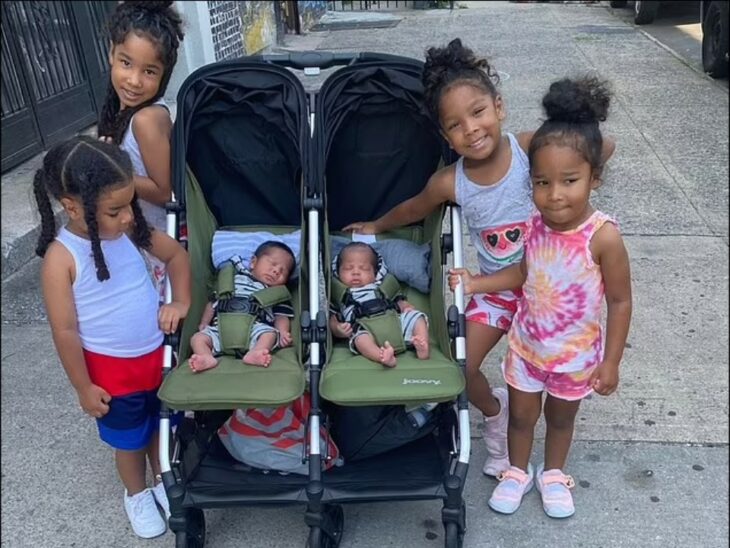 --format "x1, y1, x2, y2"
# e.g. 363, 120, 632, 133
157, 171, 307, 410
321, 221, 465, 406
